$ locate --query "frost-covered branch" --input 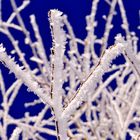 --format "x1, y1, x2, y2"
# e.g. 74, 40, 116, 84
0, 45, 52, 106
0, 0, 139, 139
62, 34, 127, 119
9, 127, 22, 140
49, 9, 68, 140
